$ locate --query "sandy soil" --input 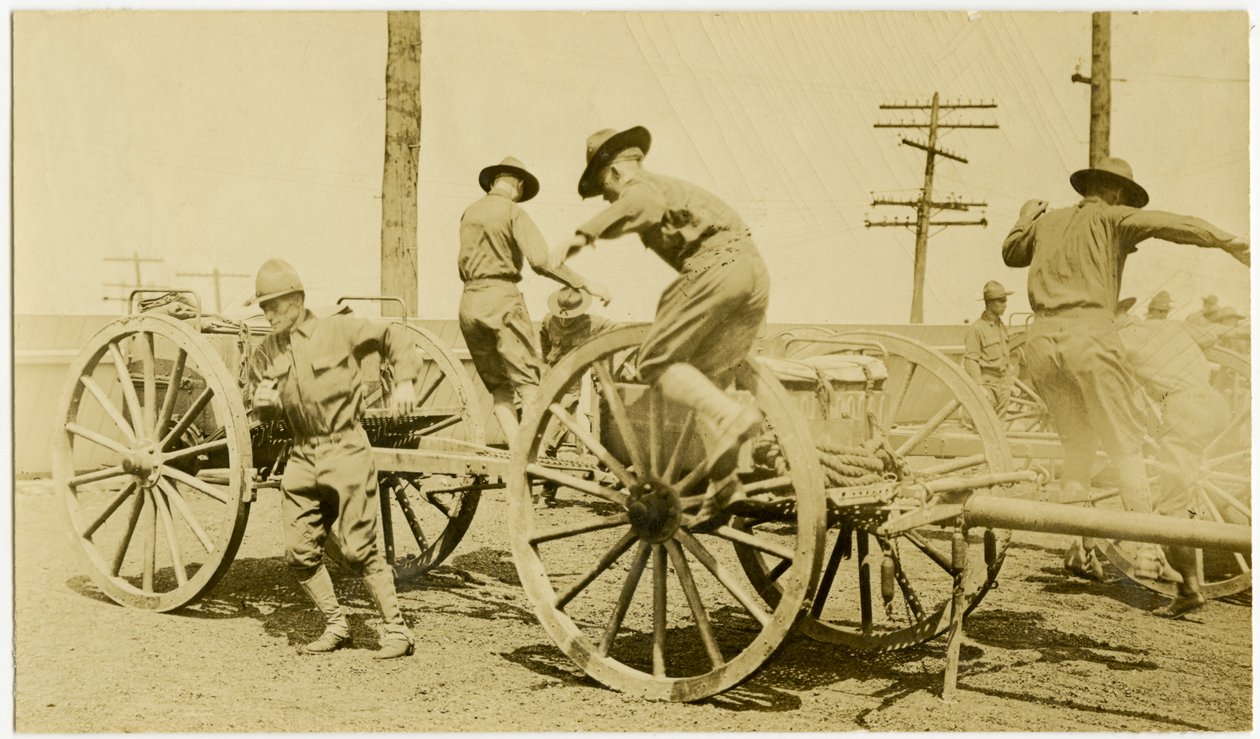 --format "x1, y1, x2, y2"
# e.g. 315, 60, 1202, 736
15, 479, 1251, 732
